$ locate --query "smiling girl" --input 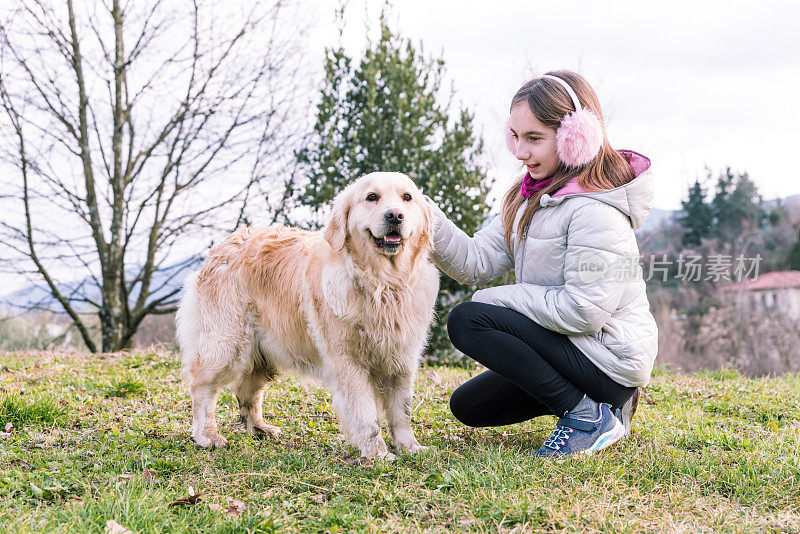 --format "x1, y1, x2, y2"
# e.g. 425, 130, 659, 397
427, 70, 657, 458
